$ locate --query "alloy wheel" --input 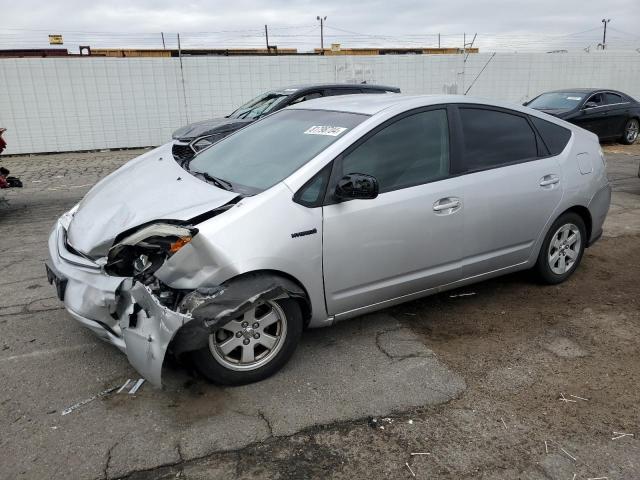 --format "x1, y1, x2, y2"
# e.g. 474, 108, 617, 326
209, 300, 287, 371
626, 119, 639, 144
547, 223, 581, 275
